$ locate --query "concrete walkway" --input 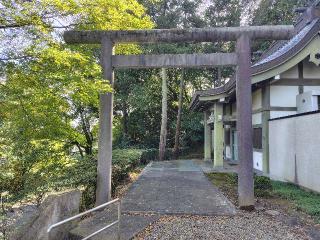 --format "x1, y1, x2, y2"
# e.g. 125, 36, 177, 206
122, 160, 236, 216
70, 160, 236, 240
